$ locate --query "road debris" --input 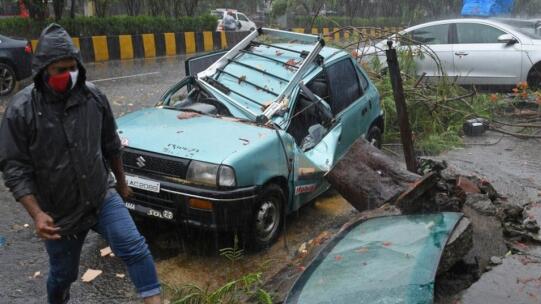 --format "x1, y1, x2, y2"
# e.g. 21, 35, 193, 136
81, 269, 102, 283
100, 246, 112, 257
32, 271, 42, 279
115, 273, 126, 279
